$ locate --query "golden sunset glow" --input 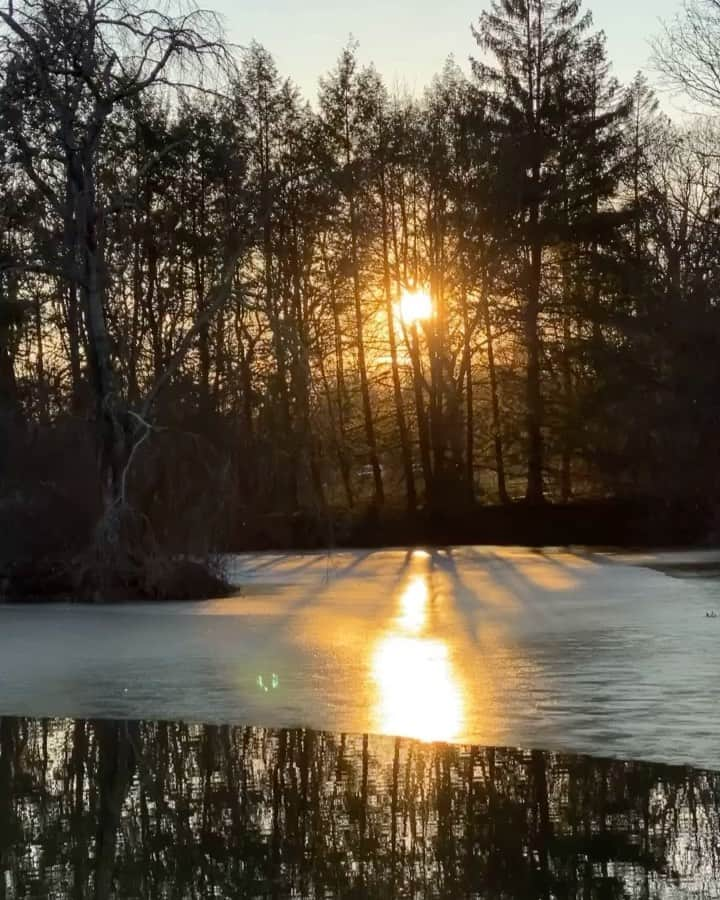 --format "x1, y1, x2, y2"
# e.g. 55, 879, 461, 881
372, 635, 463, 742
371, 572, 465, 742
397, 575, 429, 633
397, 288, 432, 325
